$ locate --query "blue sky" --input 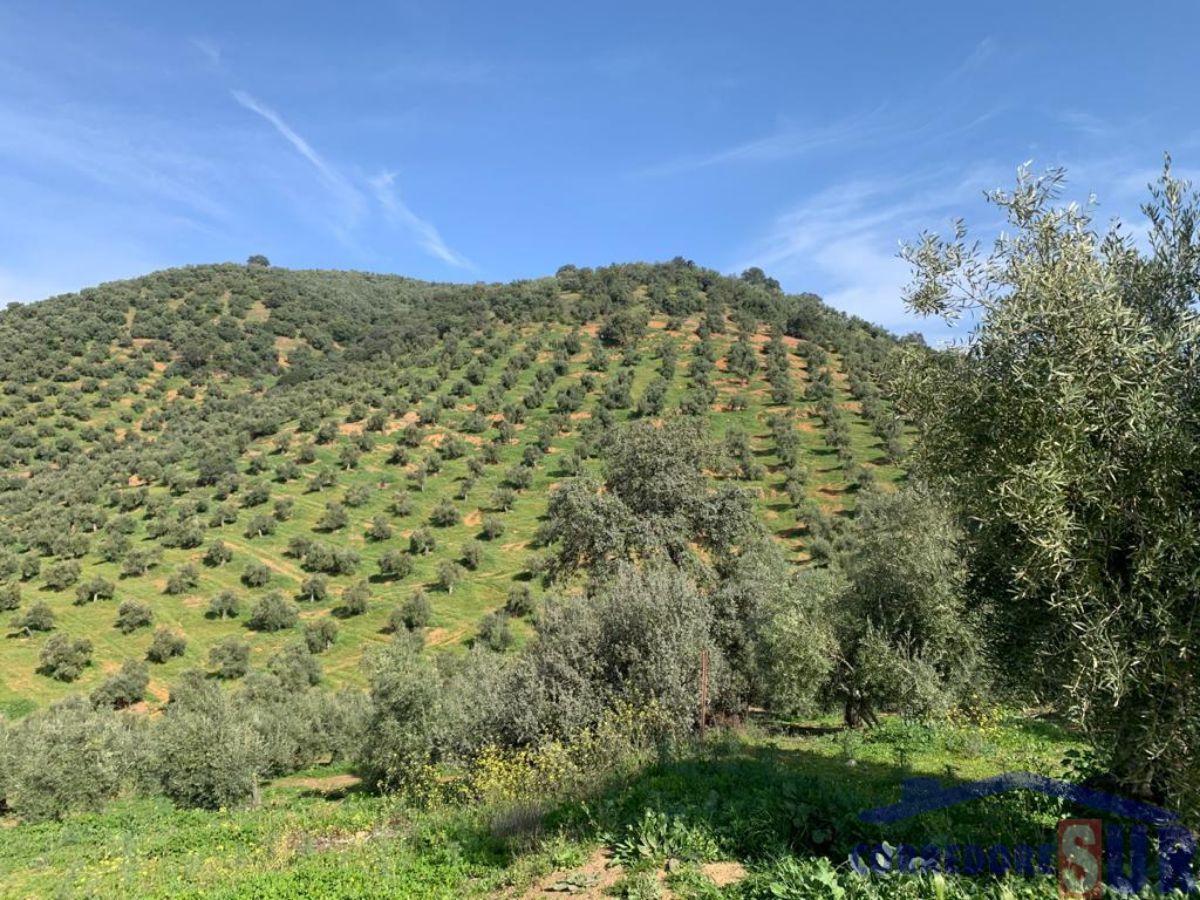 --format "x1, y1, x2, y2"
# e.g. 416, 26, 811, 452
1, 1, 1198, 337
